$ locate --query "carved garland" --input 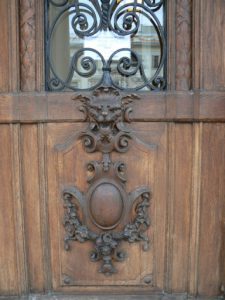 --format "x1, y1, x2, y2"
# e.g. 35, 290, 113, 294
62, 86, 151, 276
